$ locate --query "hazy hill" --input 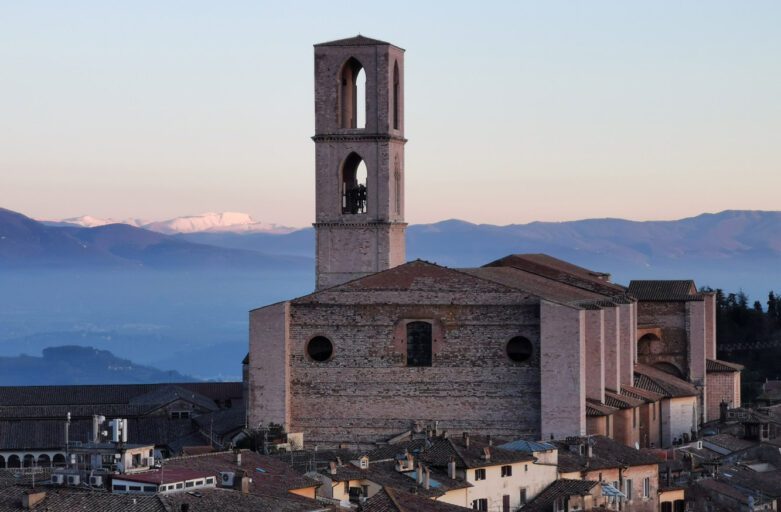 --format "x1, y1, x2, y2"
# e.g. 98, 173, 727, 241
0, 346, 195, 385
0, 208, 310, 270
